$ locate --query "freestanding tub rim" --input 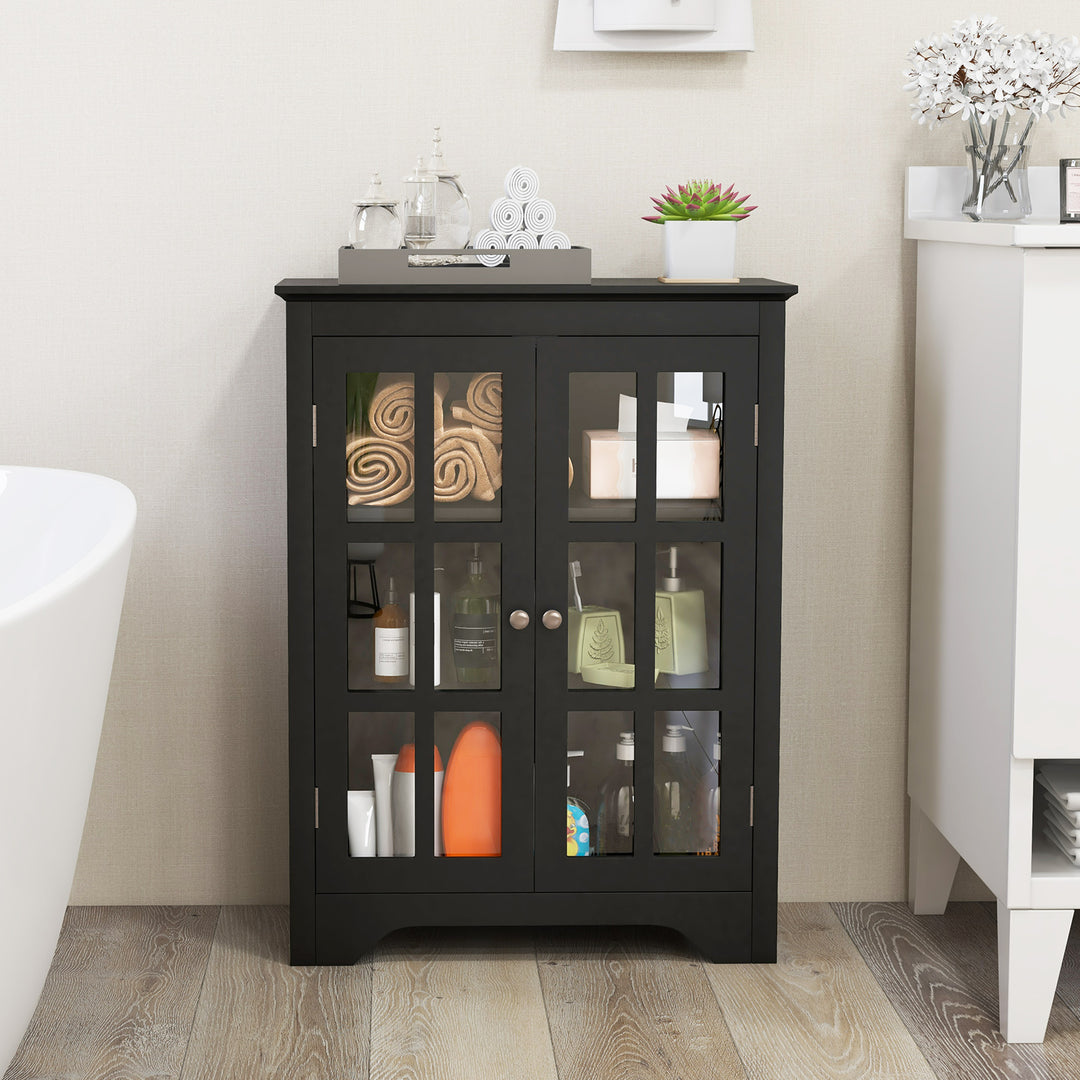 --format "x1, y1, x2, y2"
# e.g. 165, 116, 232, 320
0, 466, 137, 629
